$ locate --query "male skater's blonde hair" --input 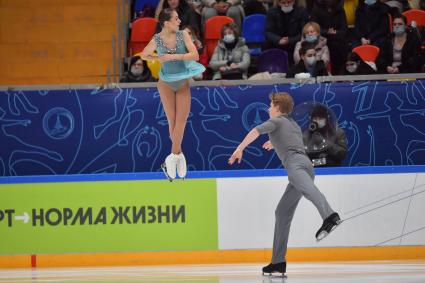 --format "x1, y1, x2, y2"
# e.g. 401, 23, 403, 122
269, 92, 294, 114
